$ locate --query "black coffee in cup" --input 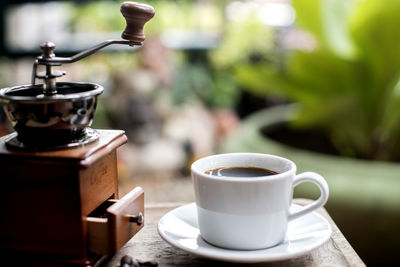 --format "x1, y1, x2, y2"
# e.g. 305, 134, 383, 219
205, 166, 278, 178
